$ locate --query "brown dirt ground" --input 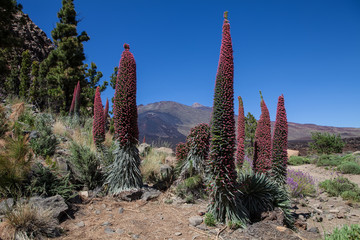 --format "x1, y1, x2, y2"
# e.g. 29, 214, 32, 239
56, 165, 360, 240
